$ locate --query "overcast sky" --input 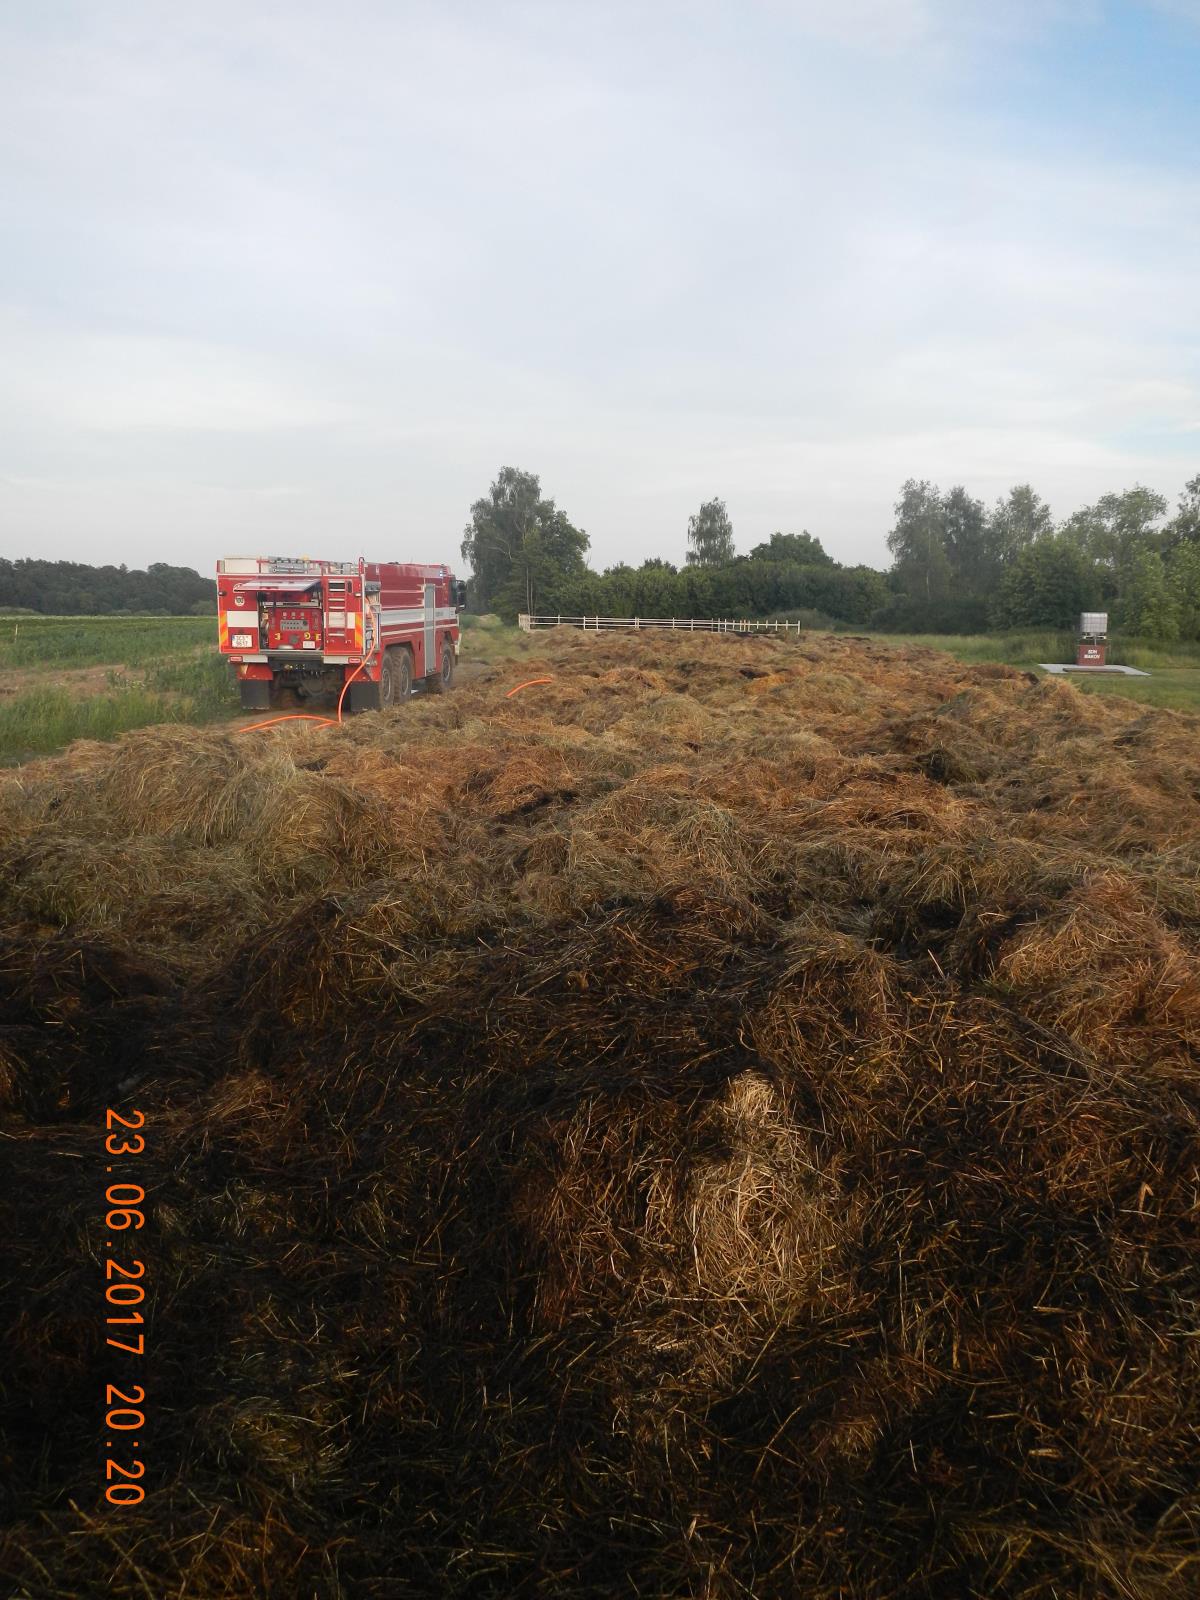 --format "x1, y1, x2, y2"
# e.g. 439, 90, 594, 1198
2, 1, 1199, 577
